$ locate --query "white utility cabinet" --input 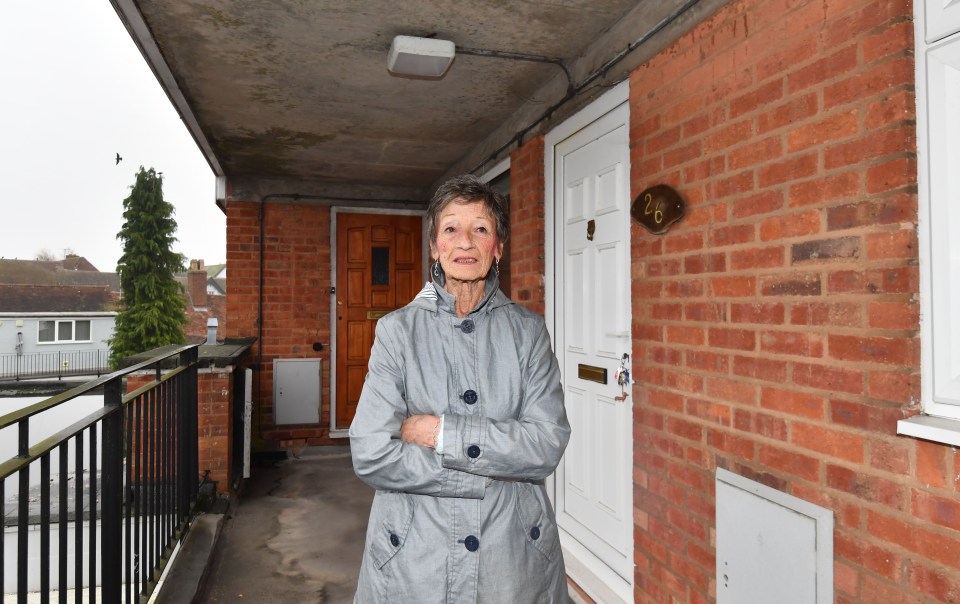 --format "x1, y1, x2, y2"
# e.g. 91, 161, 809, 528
716, 468, 833, 604
273, 358, 321, 425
